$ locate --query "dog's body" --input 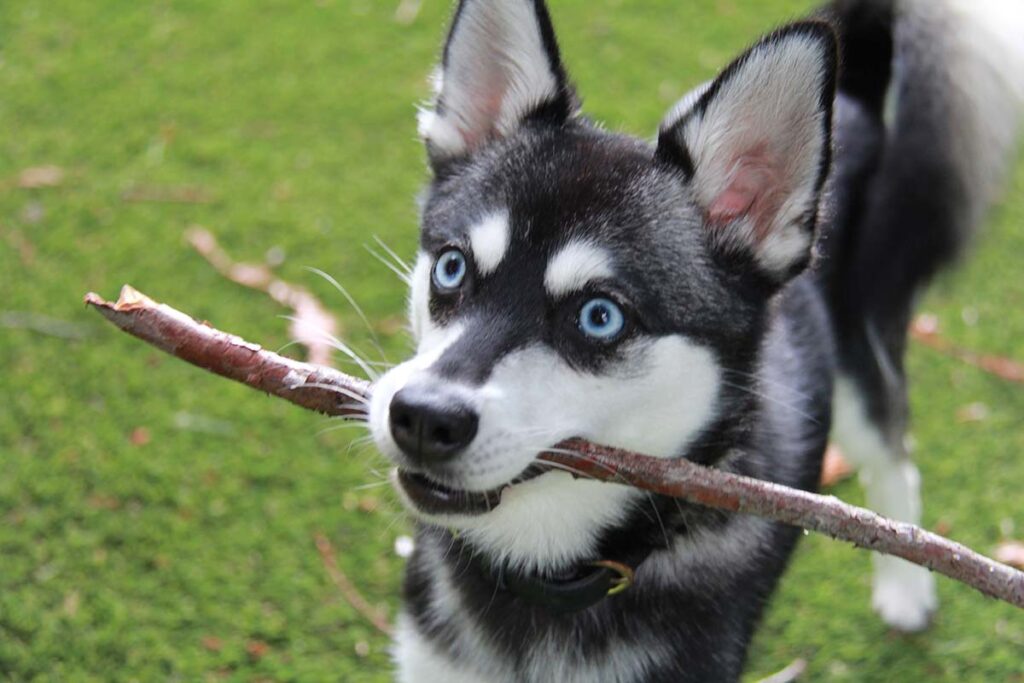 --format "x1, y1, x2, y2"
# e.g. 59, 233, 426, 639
366, 1, 1024, 680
